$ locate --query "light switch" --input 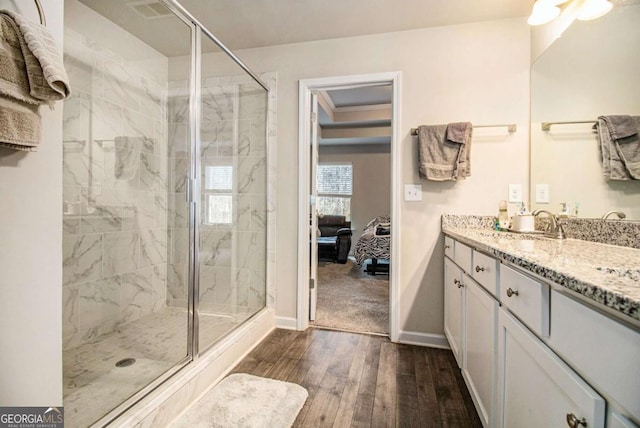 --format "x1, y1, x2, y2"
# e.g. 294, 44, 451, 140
535, 184, 550, 203
508, 184, 523, 203
404, 184, 422, 201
